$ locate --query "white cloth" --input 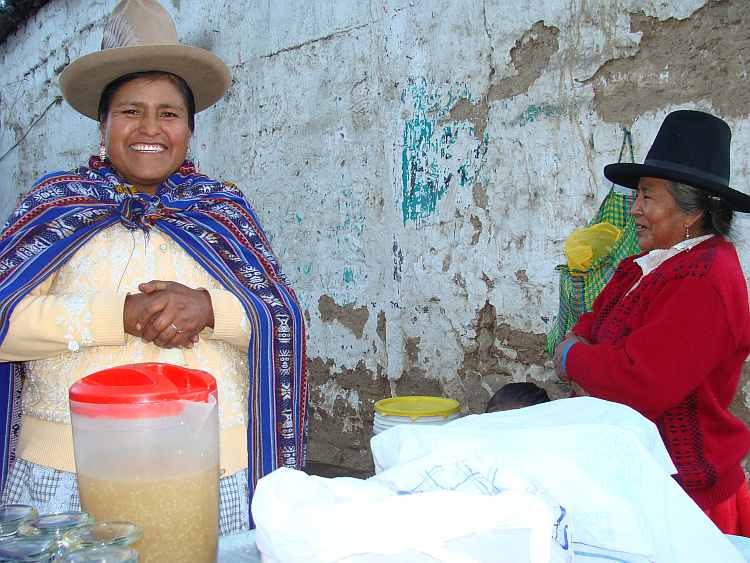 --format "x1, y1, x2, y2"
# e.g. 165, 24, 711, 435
253, 464, 572, 563
369, 397, 745, 563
